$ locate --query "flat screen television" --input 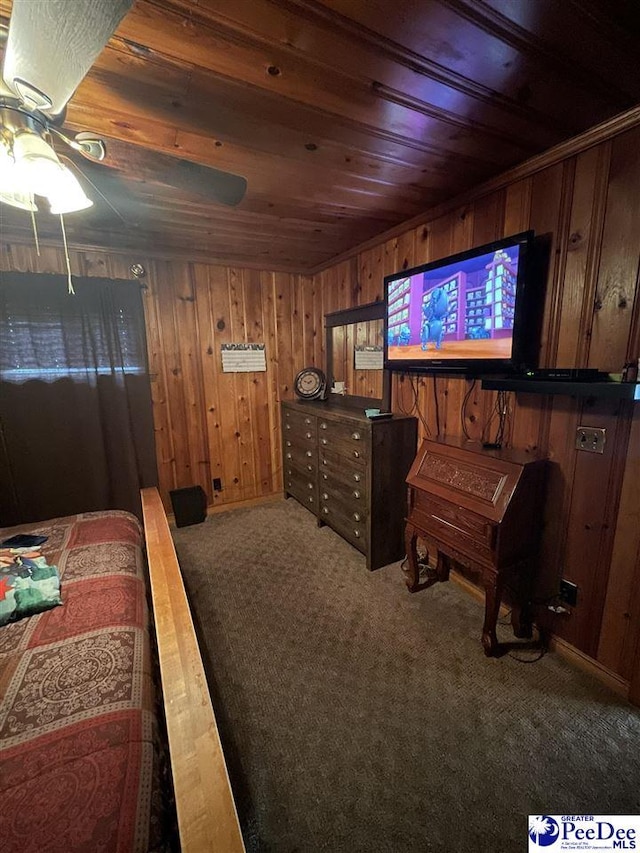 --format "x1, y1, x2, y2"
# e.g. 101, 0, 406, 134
384, 231, 536, 376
